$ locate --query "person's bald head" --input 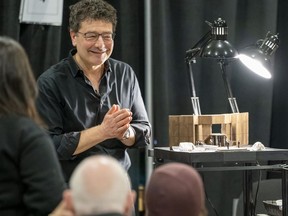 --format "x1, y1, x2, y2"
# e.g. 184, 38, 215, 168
69, 155, 134, 215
